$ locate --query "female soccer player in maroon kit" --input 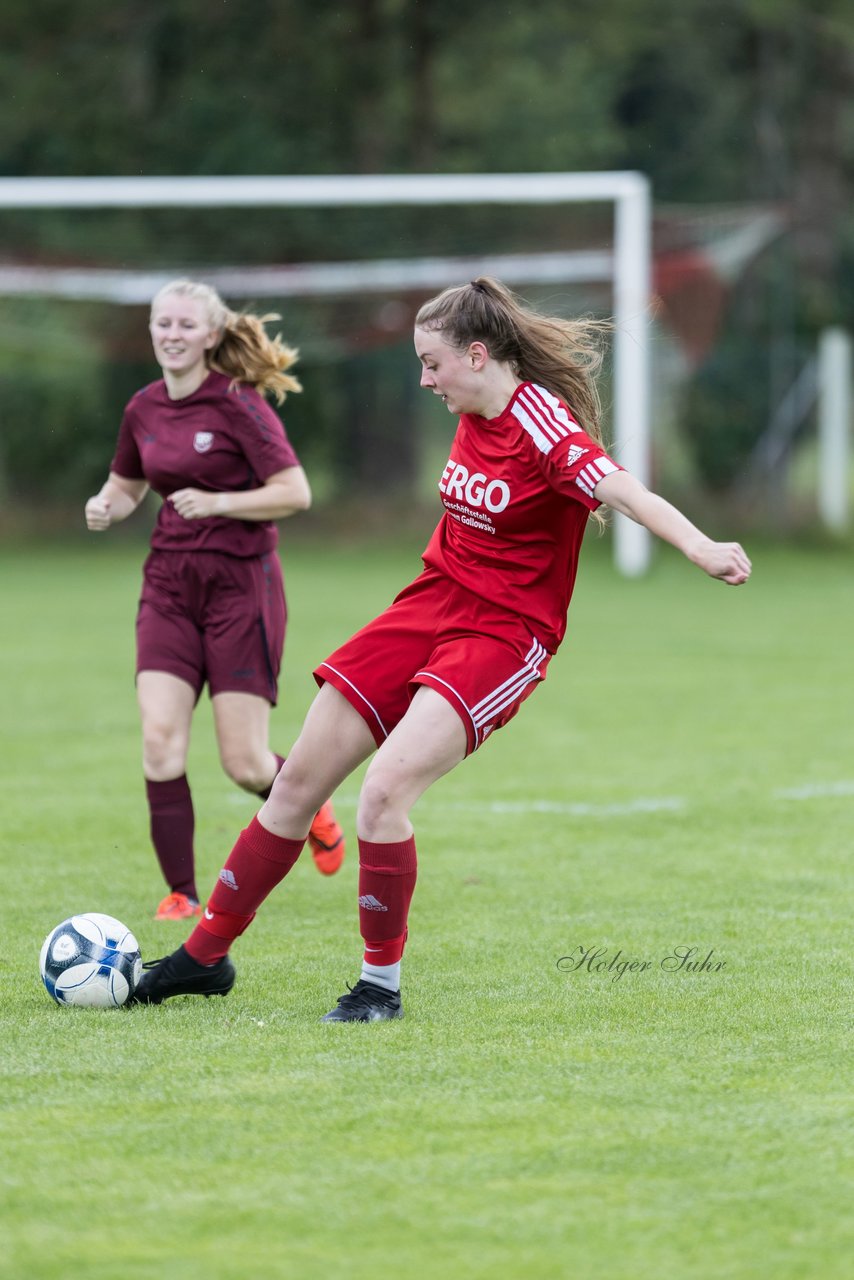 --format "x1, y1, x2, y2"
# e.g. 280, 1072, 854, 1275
85, 280, 344, 921
134, 277, 750, 1015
